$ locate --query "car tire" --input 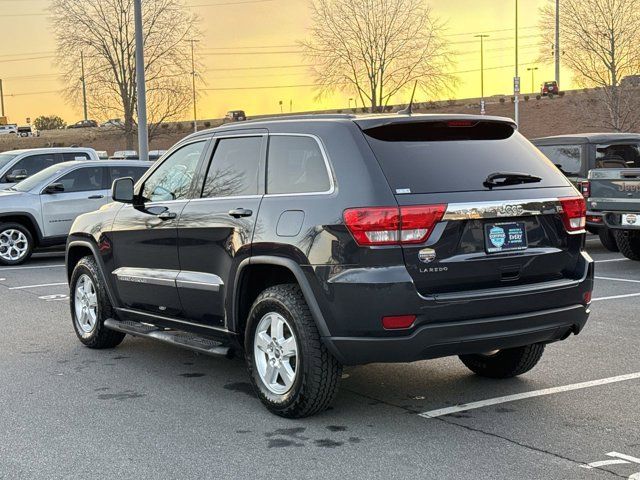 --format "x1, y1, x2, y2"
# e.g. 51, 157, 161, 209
598, 227, 620, 252
614, 230, 640, 261
459, 344, 545, 379
0, 222, 34, 266
245, 284, 342, 418
70, 256, 126, 349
